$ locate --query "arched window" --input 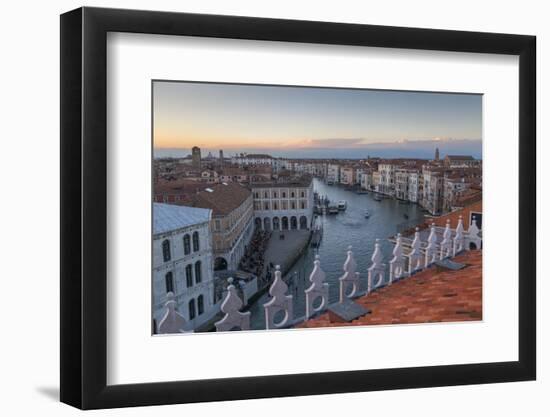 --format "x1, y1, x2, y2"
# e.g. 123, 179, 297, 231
183, 234, 191, 255
195, 261, 202, 284
264, 191, 268, 198
162, 239, 171, 262
165, 271, 174, 293
188, 299, 196, 320
301, 191, 305, 198
282, 192, 286, 198
192, 231, 200, 252
197, 295, 204, 315
185, 264, 193, 287
291, 192, 295, 198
